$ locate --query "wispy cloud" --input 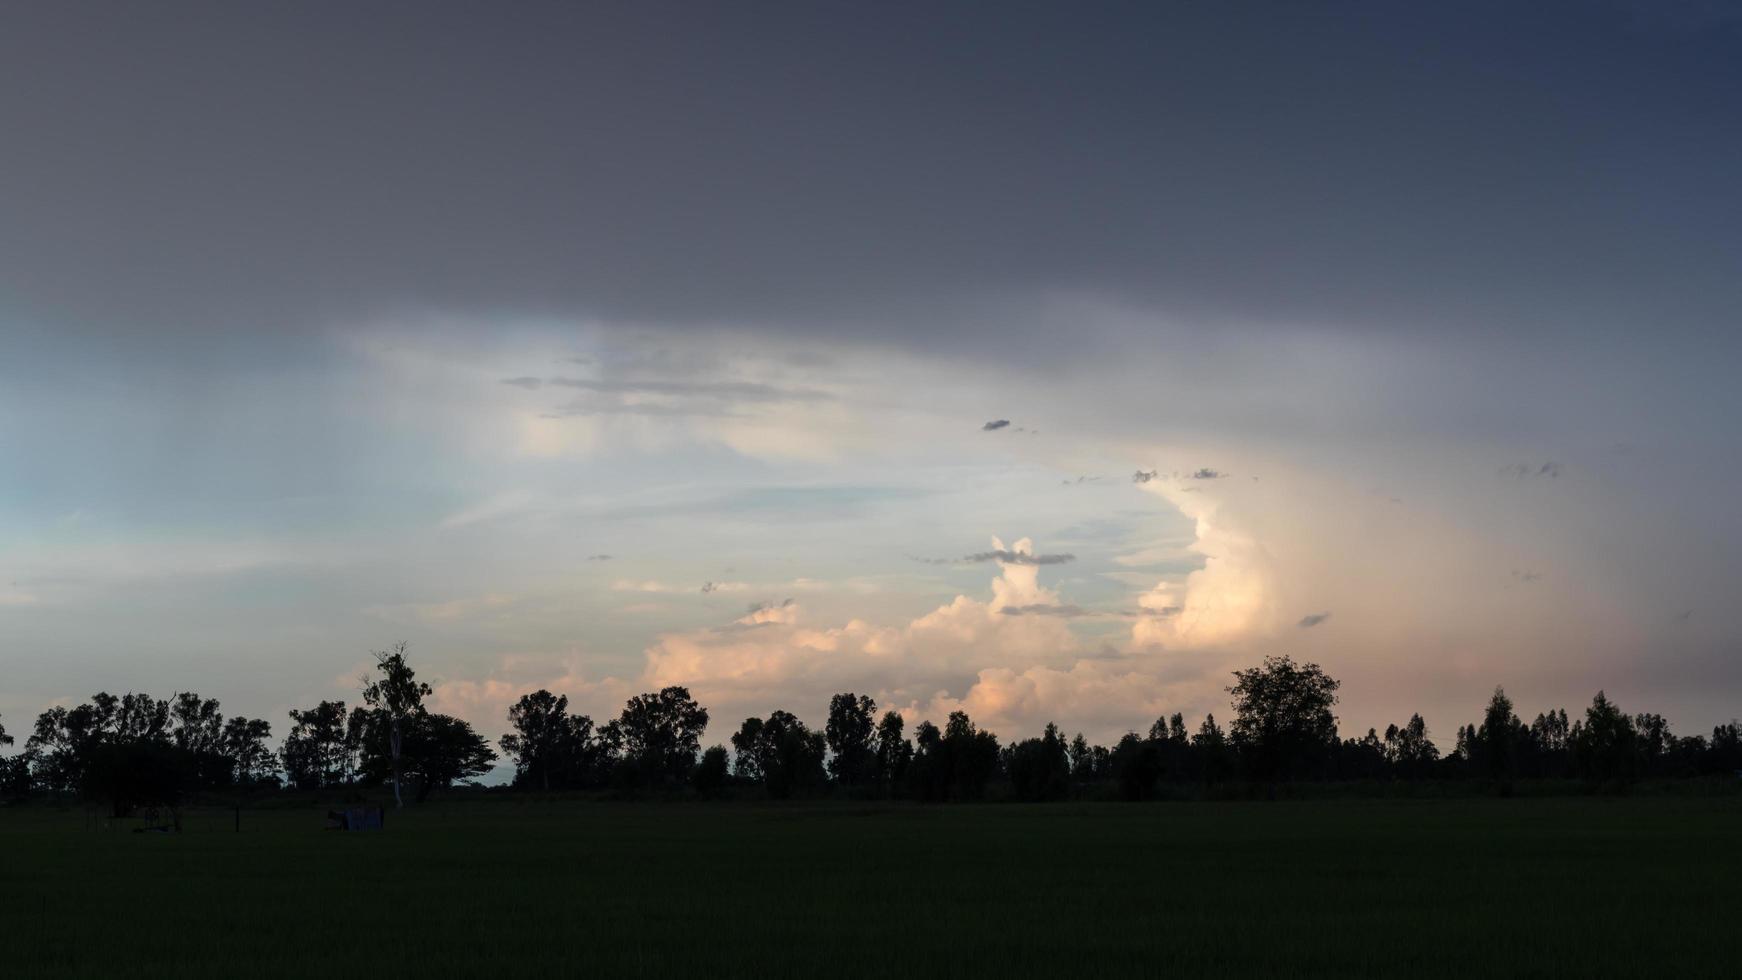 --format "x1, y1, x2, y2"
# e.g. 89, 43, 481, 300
612, 579, 675, 593
918, 550, 1076, 567
1297, 612, 1331, 628
998, 603, 1088, 617
546, 377, 830, 402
